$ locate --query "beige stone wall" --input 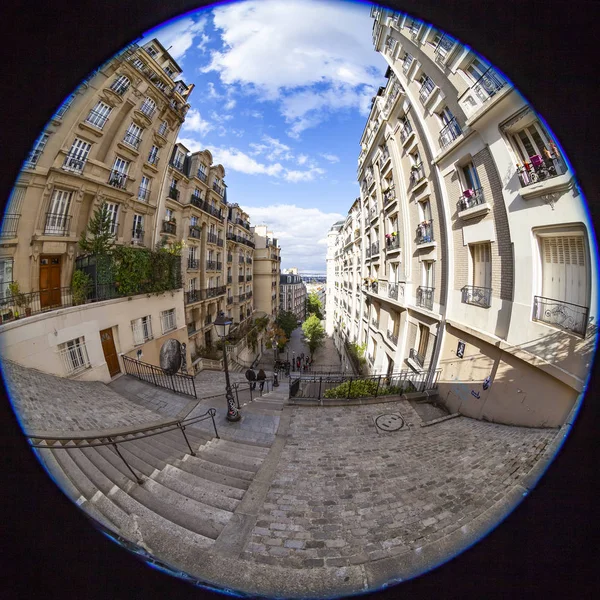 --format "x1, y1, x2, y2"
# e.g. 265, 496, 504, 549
437, 324, 577, 427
